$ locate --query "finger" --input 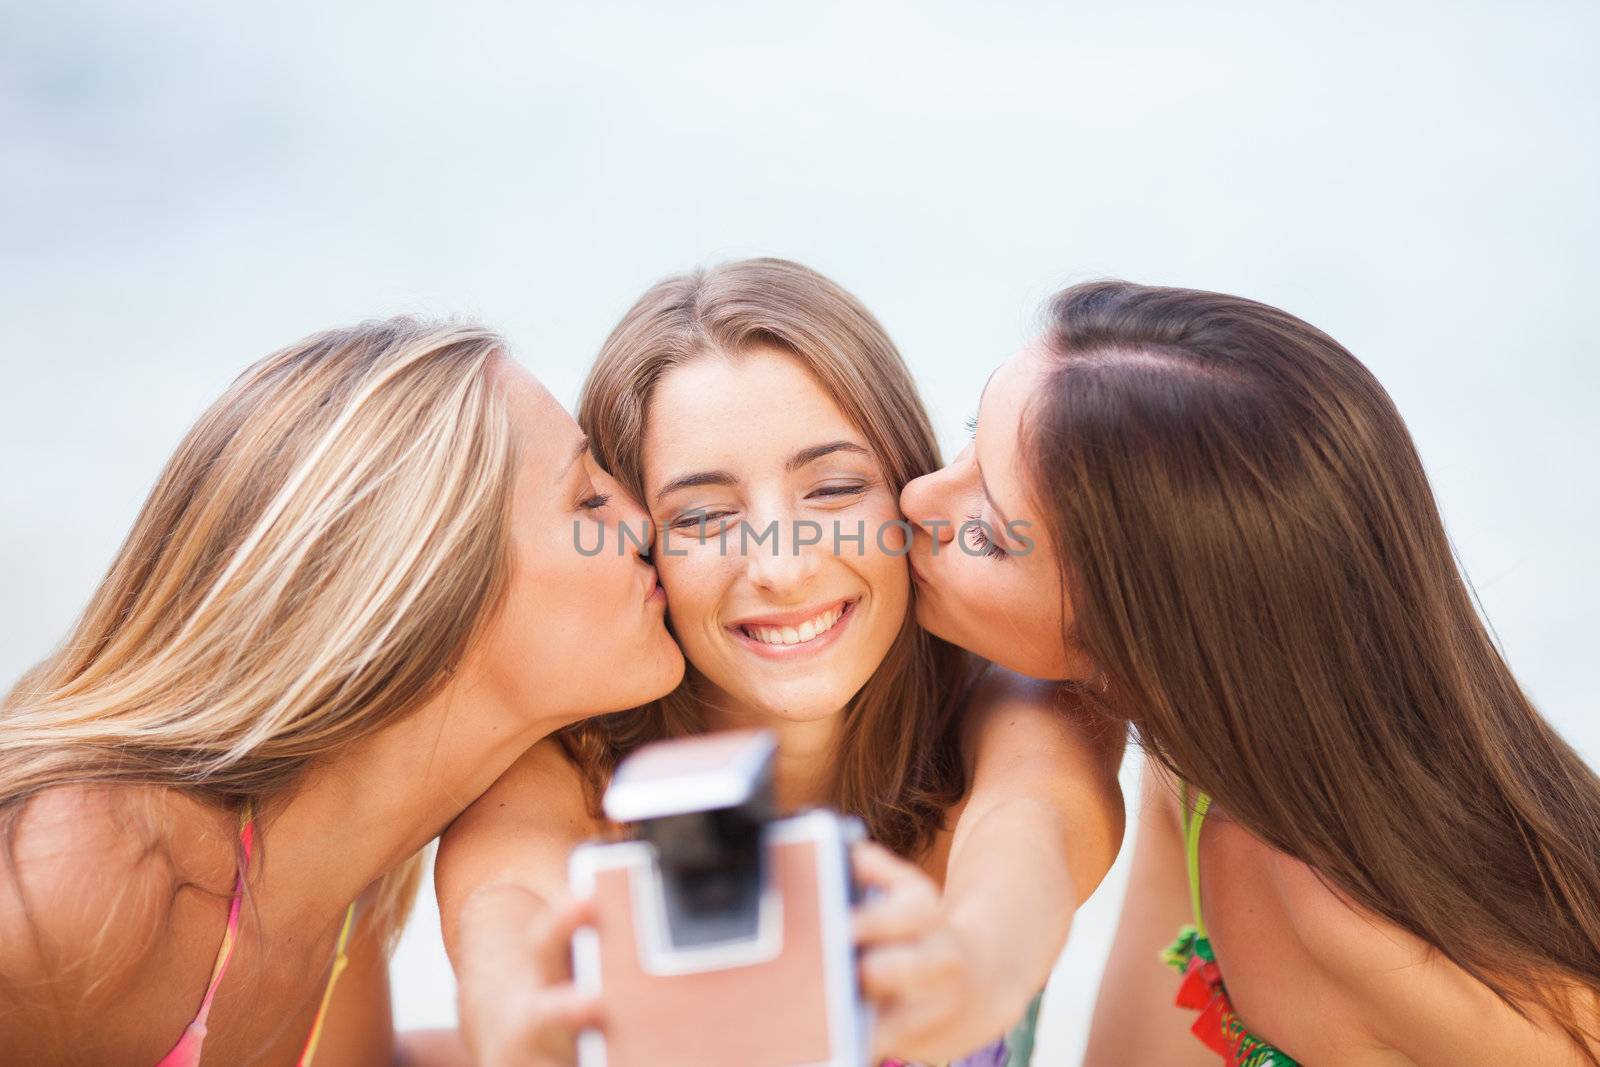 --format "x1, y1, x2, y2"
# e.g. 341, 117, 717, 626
858, 941, 955, 1002
534, 896, 596, 981
851, 844, 941, 944
539, 895, 596, 945
851, 840, 924, 892
854, 889, 940, 944
536, 984, 606, 1034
